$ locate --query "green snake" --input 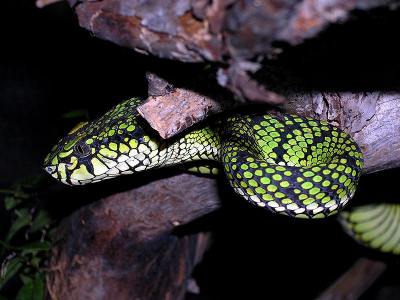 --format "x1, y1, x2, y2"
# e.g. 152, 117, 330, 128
44, 97, 364, 219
